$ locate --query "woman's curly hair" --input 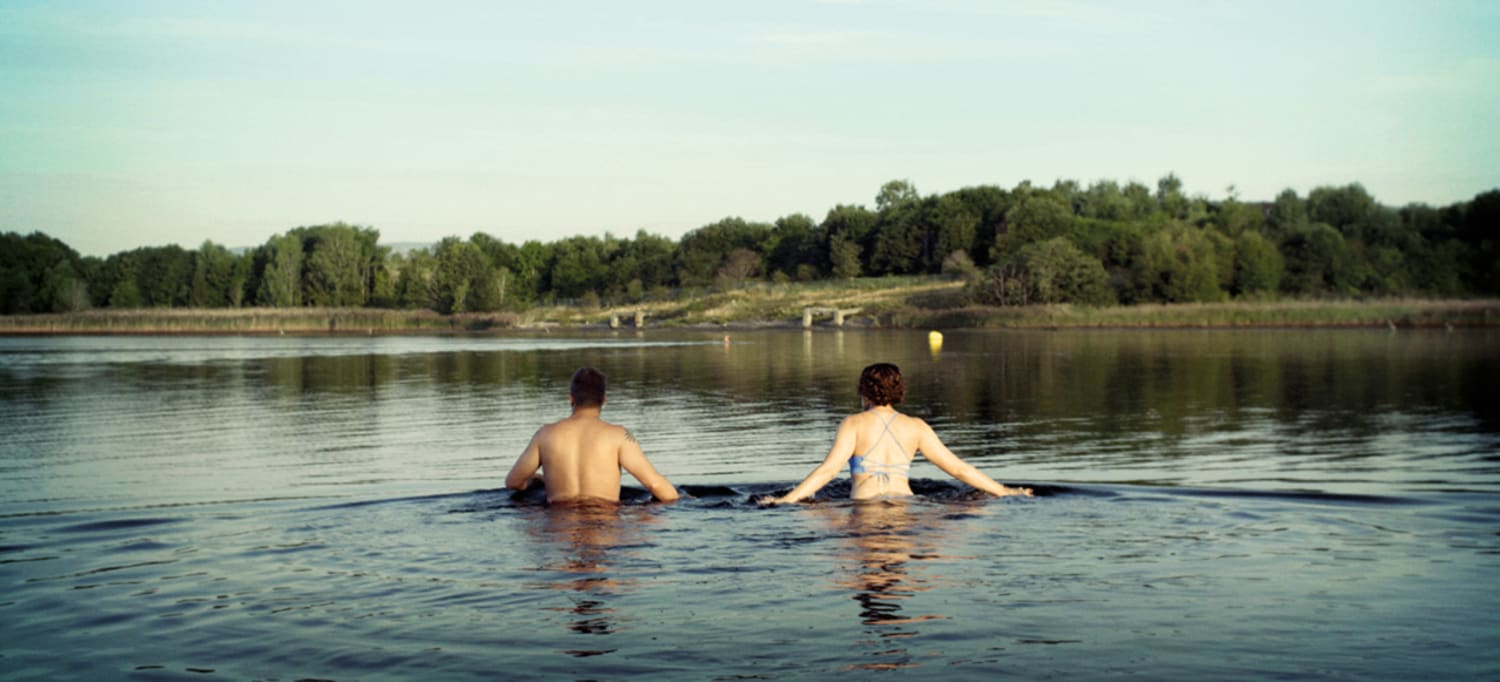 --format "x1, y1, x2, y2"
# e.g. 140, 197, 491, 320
857, 363, 905, 406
